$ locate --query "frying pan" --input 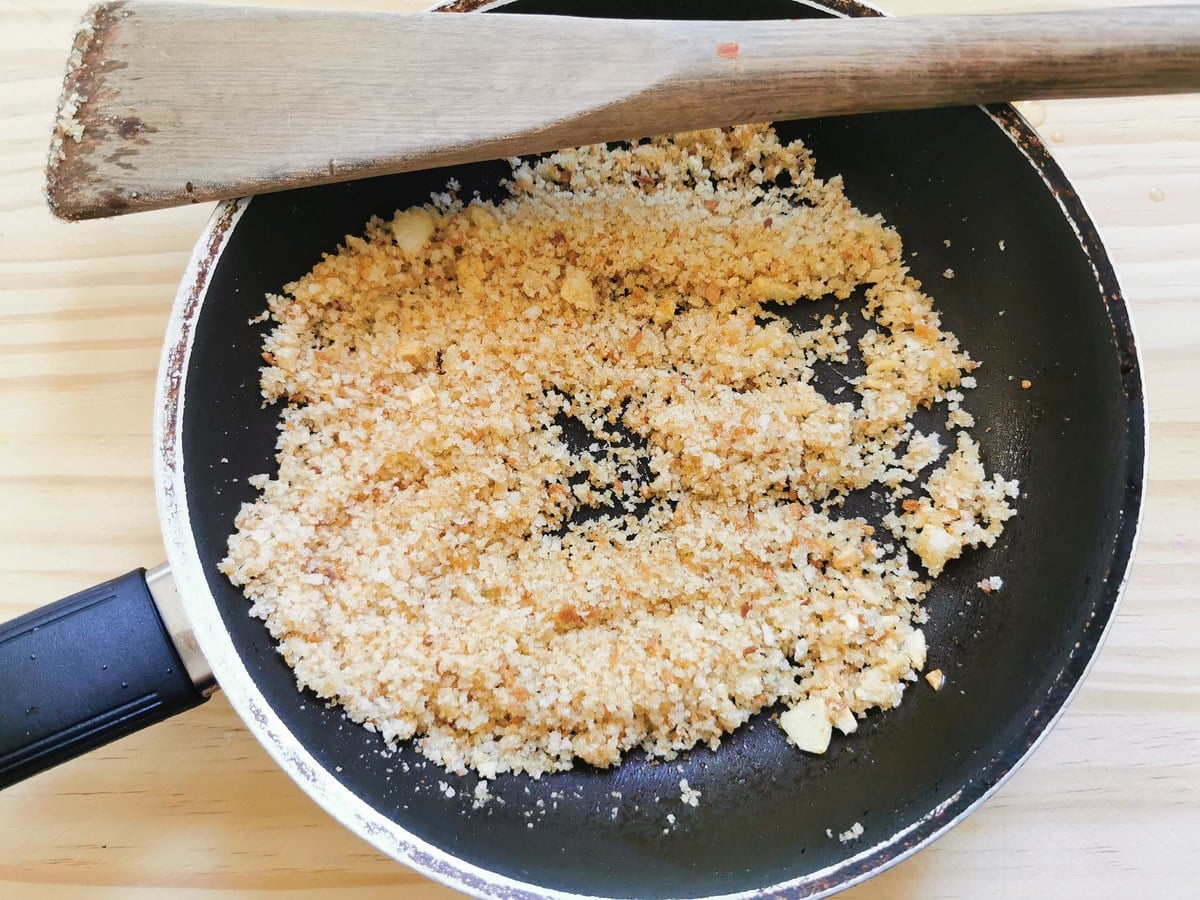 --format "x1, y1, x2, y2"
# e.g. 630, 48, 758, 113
0, 0, 1144, 897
